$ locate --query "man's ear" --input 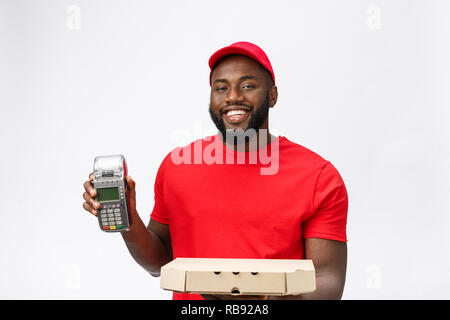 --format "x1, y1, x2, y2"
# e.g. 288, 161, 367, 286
269, 86, 278, 108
